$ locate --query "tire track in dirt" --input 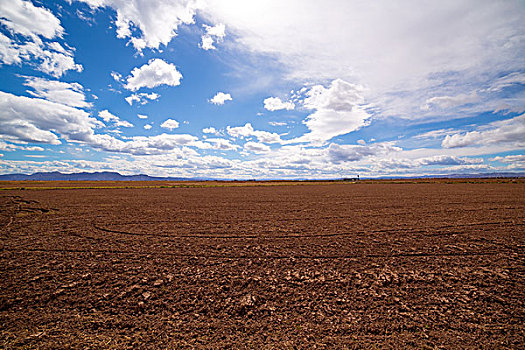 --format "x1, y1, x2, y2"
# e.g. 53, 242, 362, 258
0, 246, 507, 260
72, 206, 522, 226
92, 220, 522, 239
